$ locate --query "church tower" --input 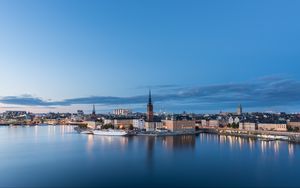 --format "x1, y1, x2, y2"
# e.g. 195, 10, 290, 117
237, 104, 242, 115
147, 90, 154, 122
91, 104, 96, 120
